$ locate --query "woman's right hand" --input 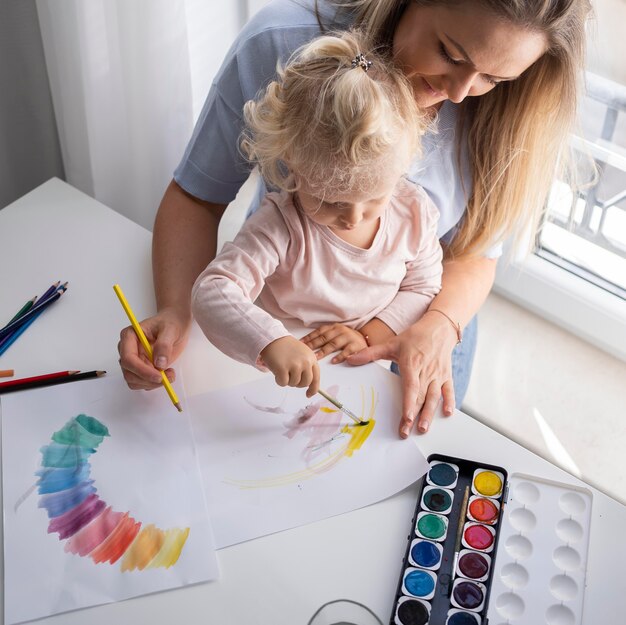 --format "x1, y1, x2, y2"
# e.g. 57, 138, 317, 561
118, 307, 191, 390
347, 312, 458, 437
